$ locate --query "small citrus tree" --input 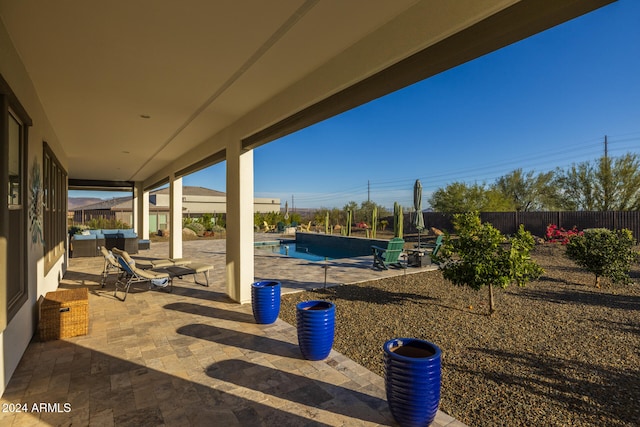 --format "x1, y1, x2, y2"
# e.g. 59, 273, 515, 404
565, 228, 638, 287
433, 212, 543, 315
